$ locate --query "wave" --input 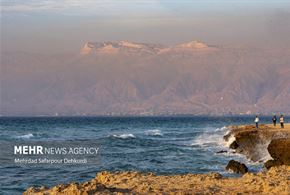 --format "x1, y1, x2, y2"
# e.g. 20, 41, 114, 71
188, 126, 231, 148
112, 133, 136, 139
190, 133, 223, 147
225, 134, 236, 147
145, 129, 163, 136
246, 140, 273, 163
215, 126, 229, 132
15, 133, 34, 139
